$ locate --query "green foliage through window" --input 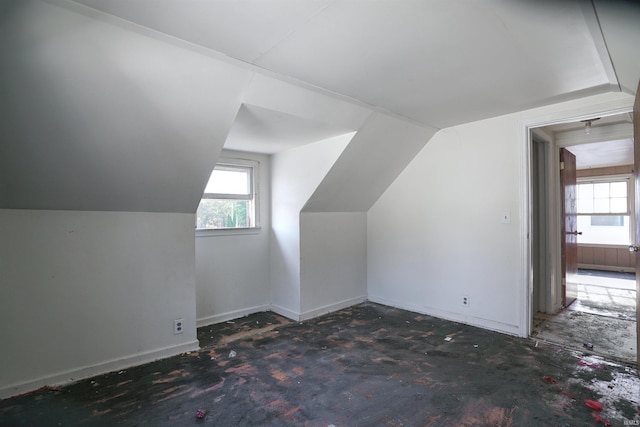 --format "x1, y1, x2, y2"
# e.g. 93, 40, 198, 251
196, 159, 258, 230
197, 199, 250, 229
